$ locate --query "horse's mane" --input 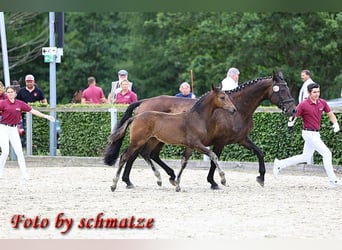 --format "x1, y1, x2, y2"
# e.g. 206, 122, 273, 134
225, 76, 272, 94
